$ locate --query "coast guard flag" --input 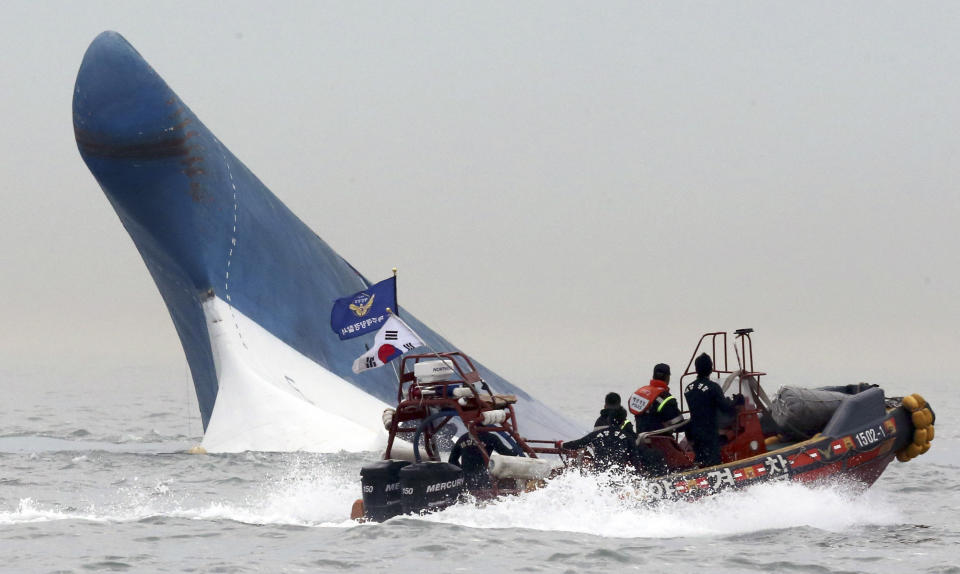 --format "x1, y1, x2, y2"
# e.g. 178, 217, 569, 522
330, 276, 397, 340
352, 315, 425, 374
